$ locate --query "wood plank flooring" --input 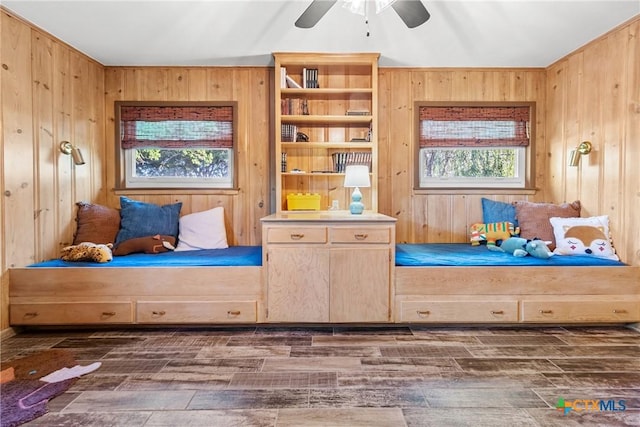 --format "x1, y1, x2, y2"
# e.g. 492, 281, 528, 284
1, 325, 638, 426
